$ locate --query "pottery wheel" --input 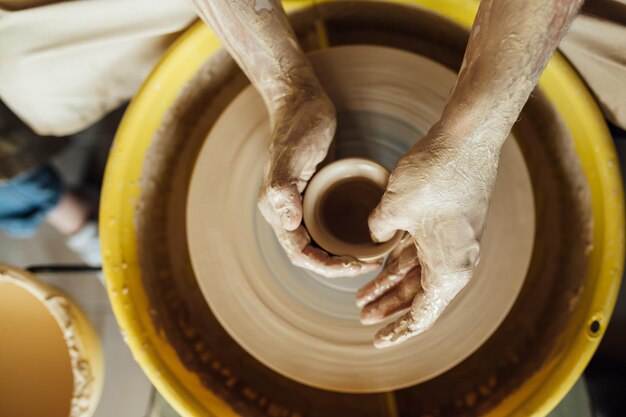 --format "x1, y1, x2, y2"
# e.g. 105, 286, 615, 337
187, 46, 535, 393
